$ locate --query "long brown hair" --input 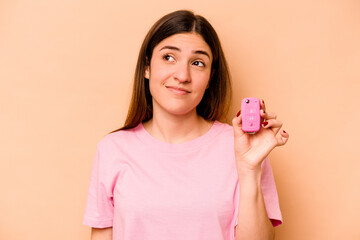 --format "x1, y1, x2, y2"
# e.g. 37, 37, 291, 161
111, 10, 232, 132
